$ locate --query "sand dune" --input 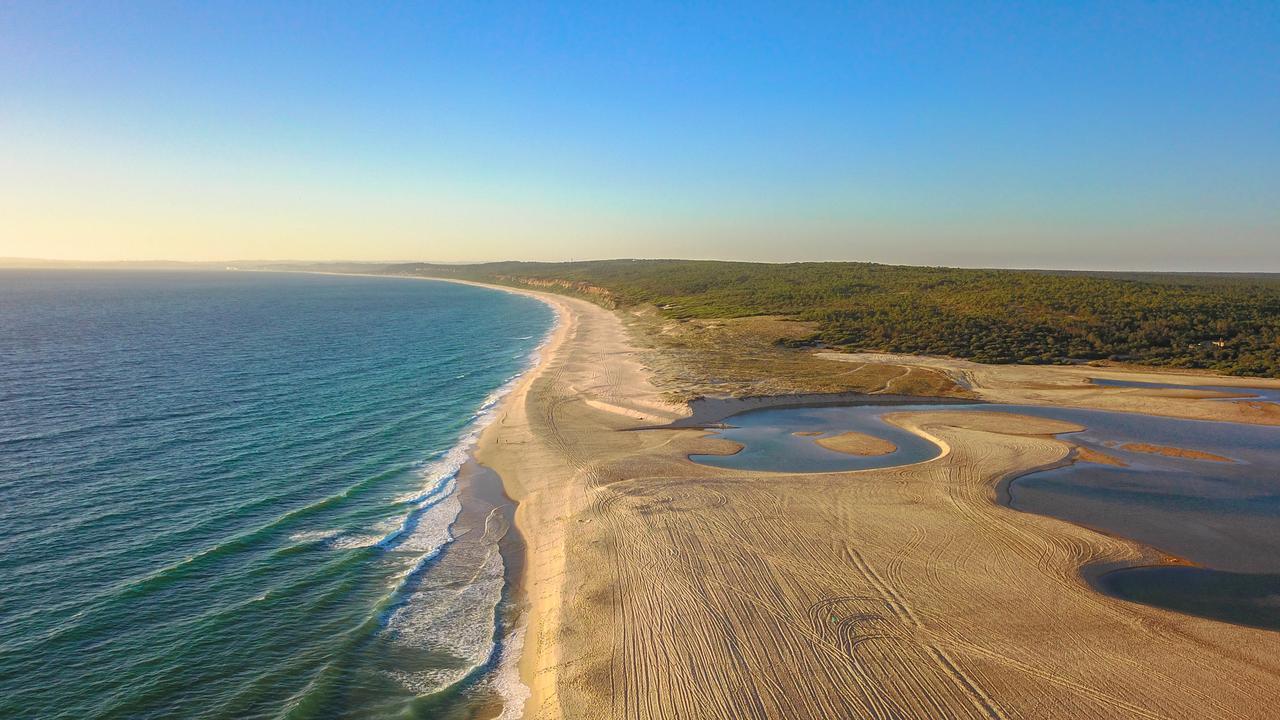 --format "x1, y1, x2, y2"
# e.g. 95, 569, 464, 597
476, 289, 1280, 719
